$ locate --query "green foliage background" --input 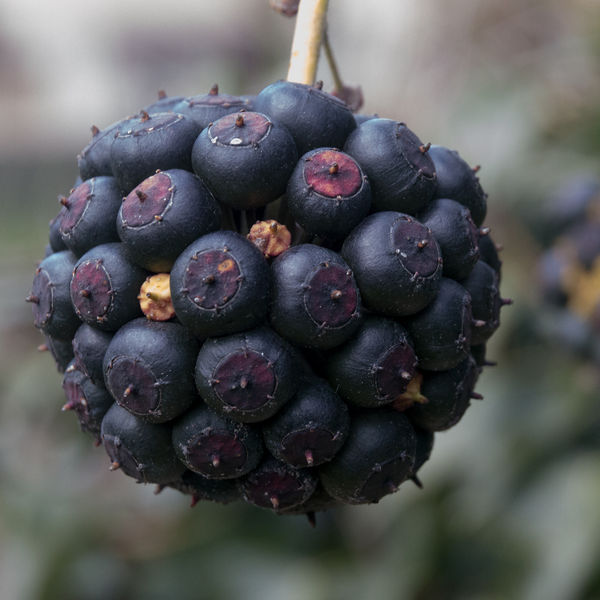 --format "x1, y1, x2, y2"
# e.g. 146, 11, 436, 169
1, 1, 599, 598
